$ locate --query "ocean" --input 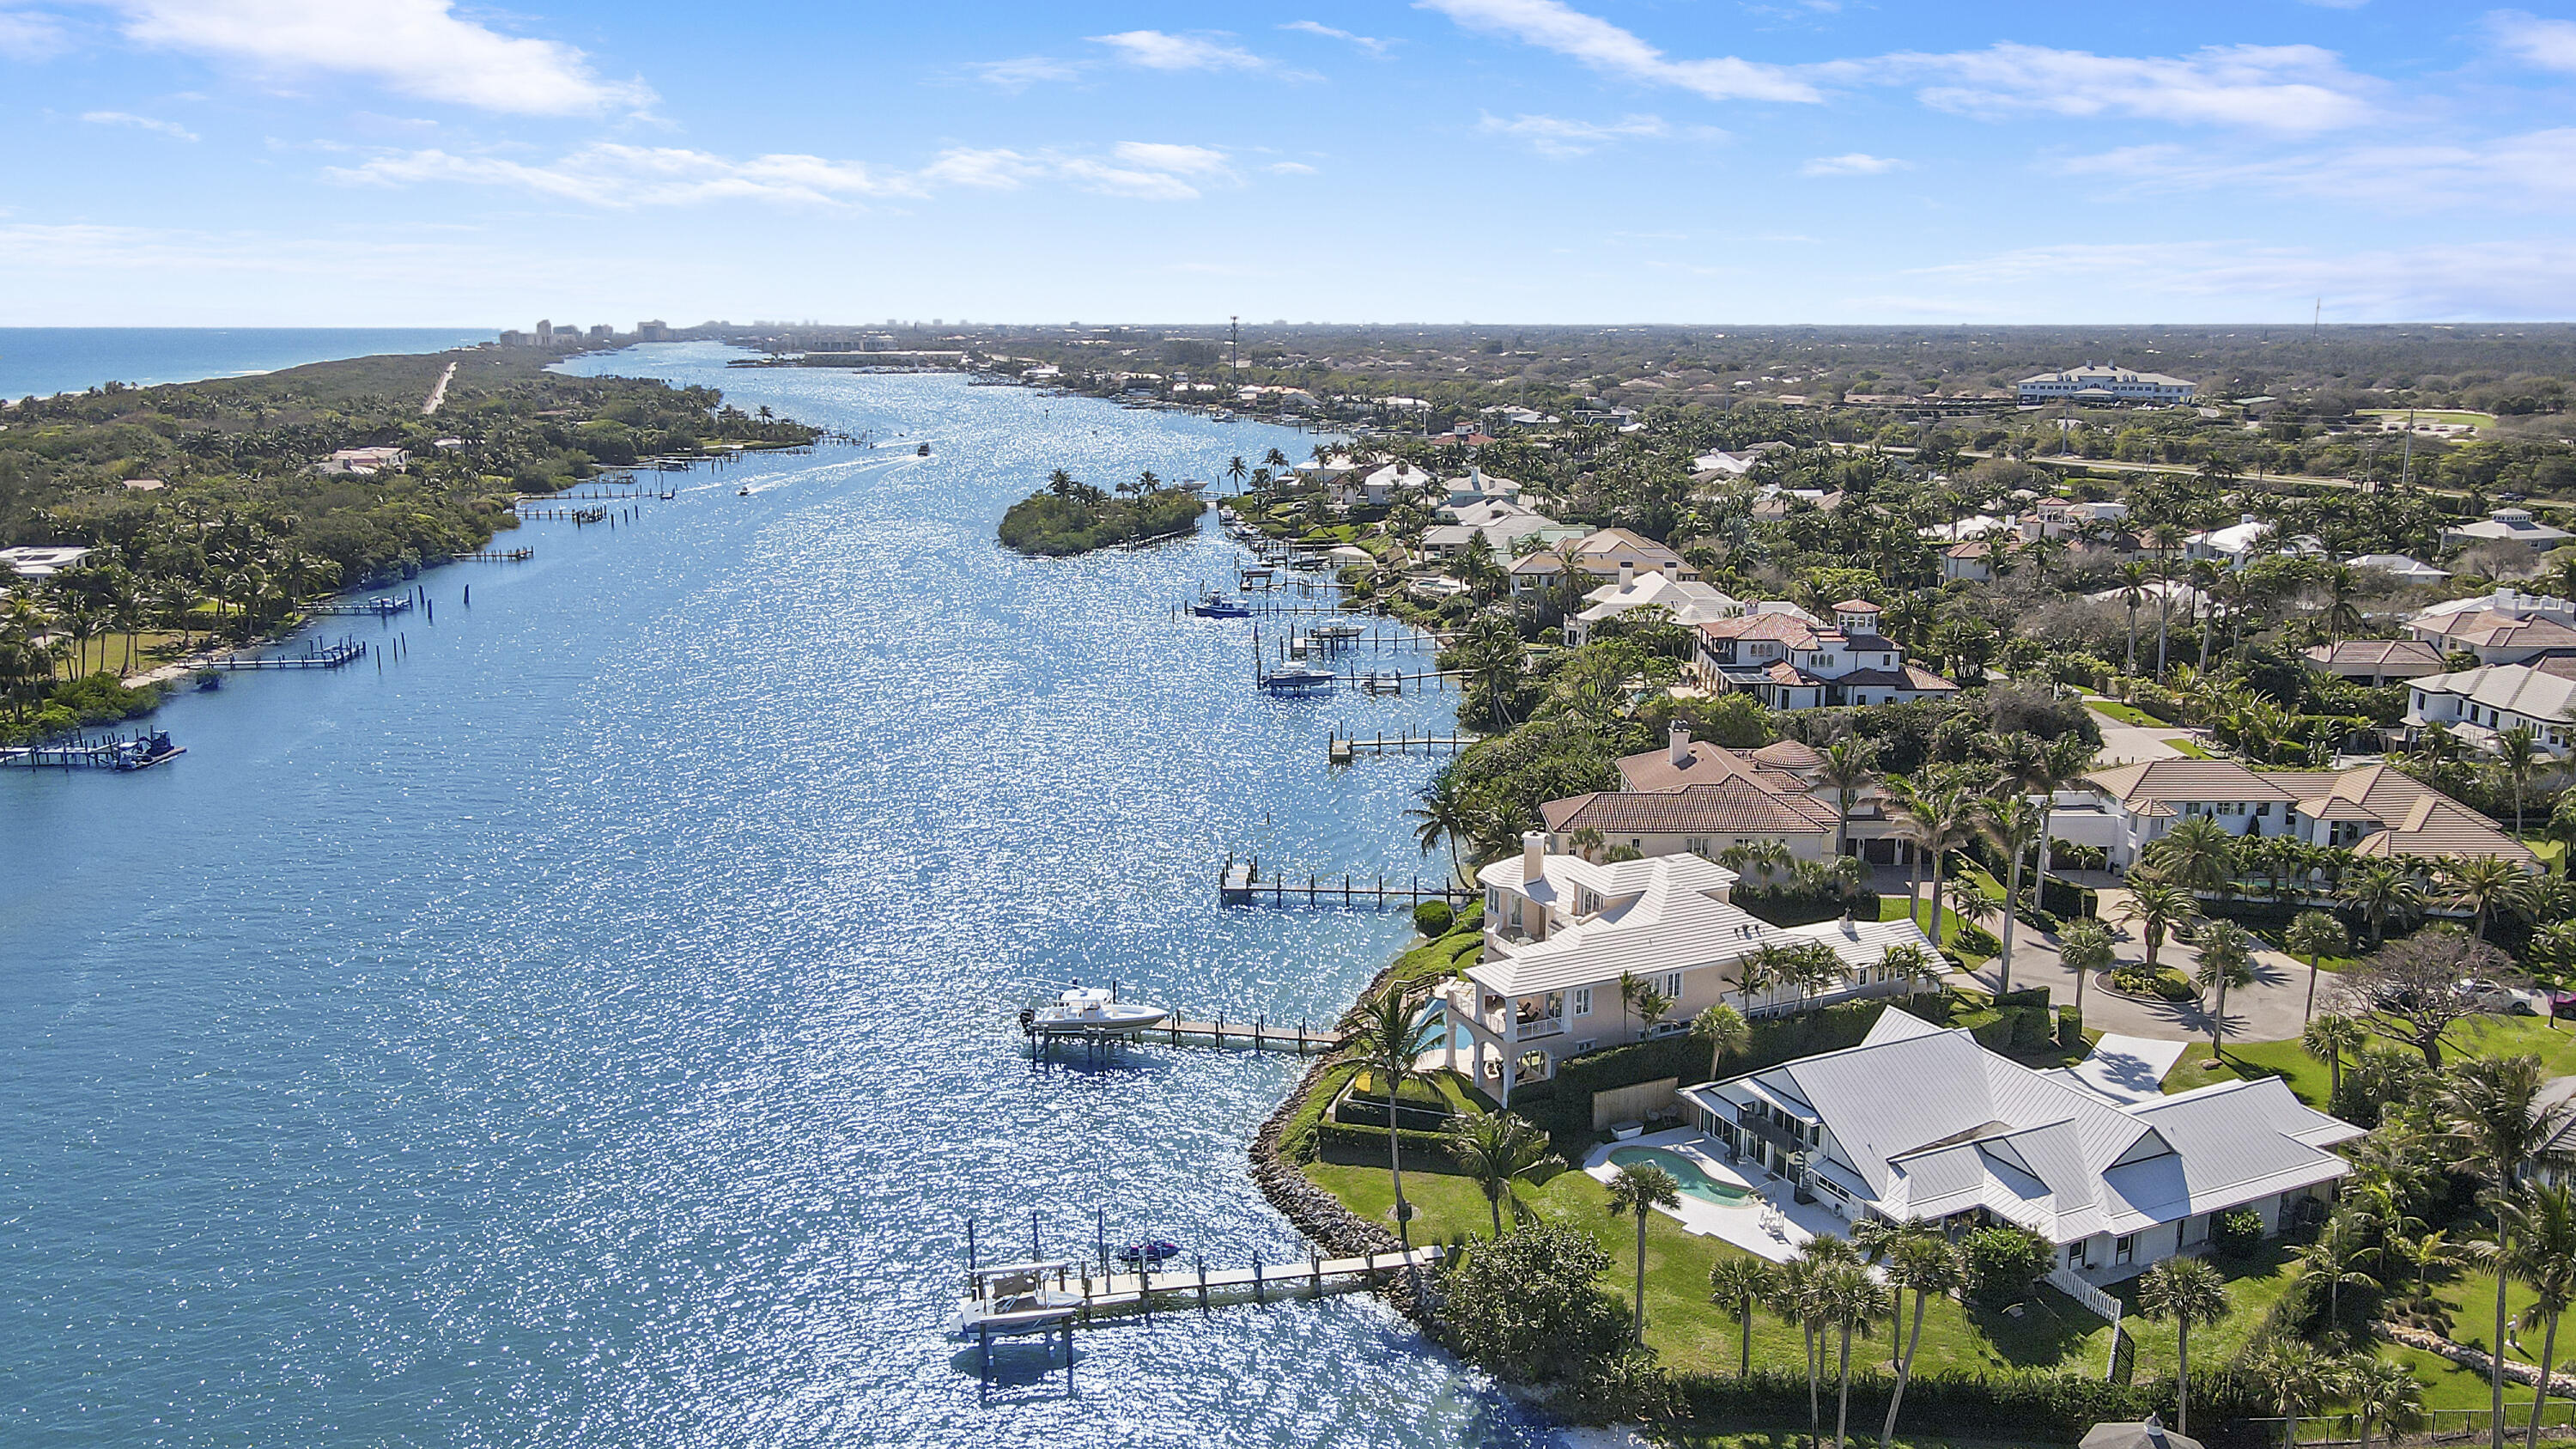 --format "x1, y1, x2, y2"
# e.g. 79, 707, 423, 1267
0, 327, 499, 399
0, 344, 1552, 1447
